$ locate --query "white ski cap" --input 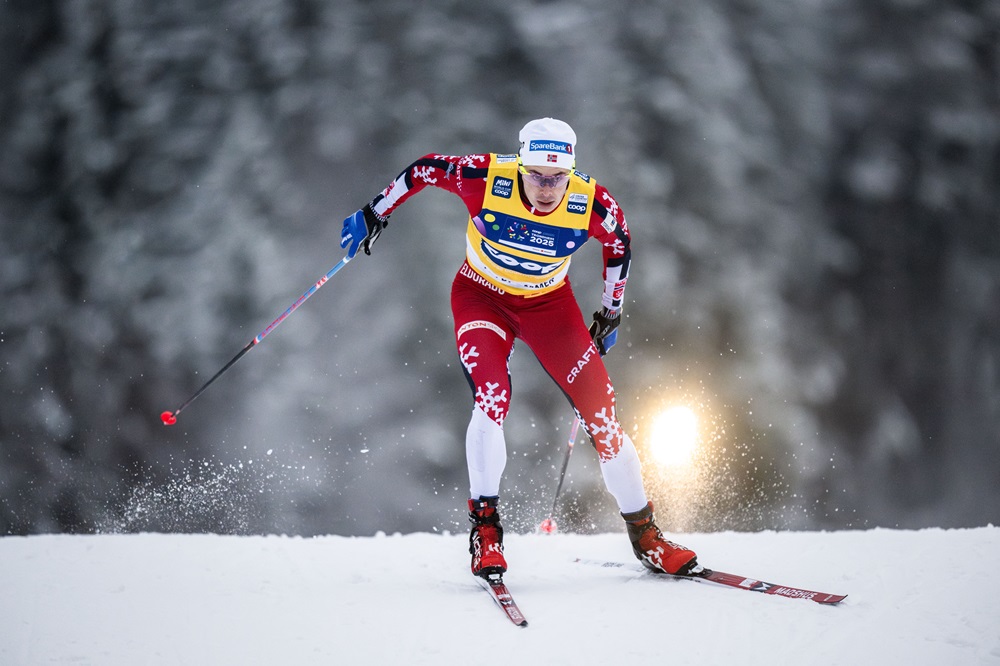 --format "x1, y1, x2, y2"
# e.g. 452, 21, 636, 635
518, 118, 576, 170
